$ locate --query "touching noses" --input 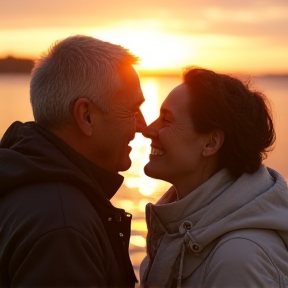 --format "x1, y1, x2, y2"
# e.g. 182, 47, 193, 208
142, 120, 158, 139
136, 111, 147, 132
